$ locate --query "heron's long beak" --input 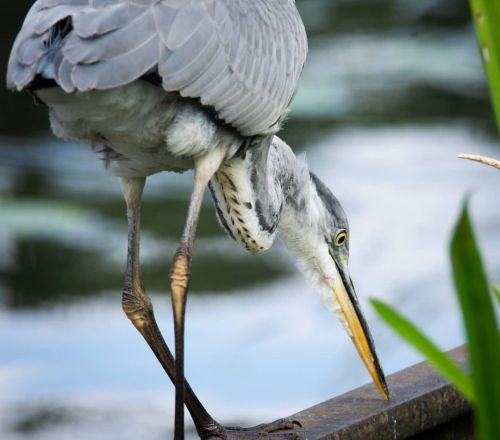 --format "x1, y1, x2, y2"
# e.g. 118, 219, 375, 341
329, 261, 389, 400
